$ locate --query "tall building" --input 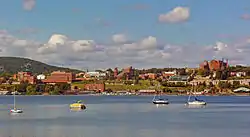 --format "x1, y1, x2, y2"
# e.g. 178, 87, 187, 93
114, 67, 118, 78
16, 63, 36, 84
116, 66, 133, 80
200, 59, 228, 71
